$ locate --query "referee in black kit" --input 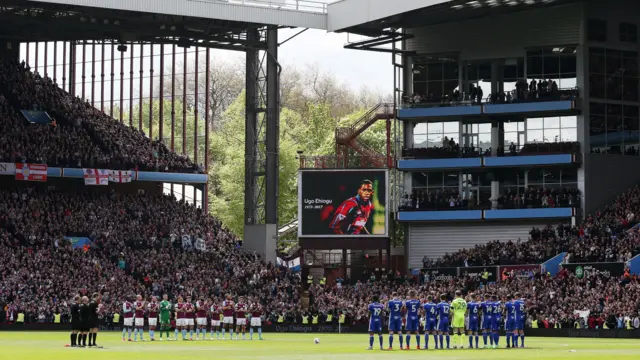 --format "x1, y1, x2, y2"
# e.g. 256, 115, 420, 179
78, 296, 90, 347
70, 295, 81, 347
88, 293, 101, 347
